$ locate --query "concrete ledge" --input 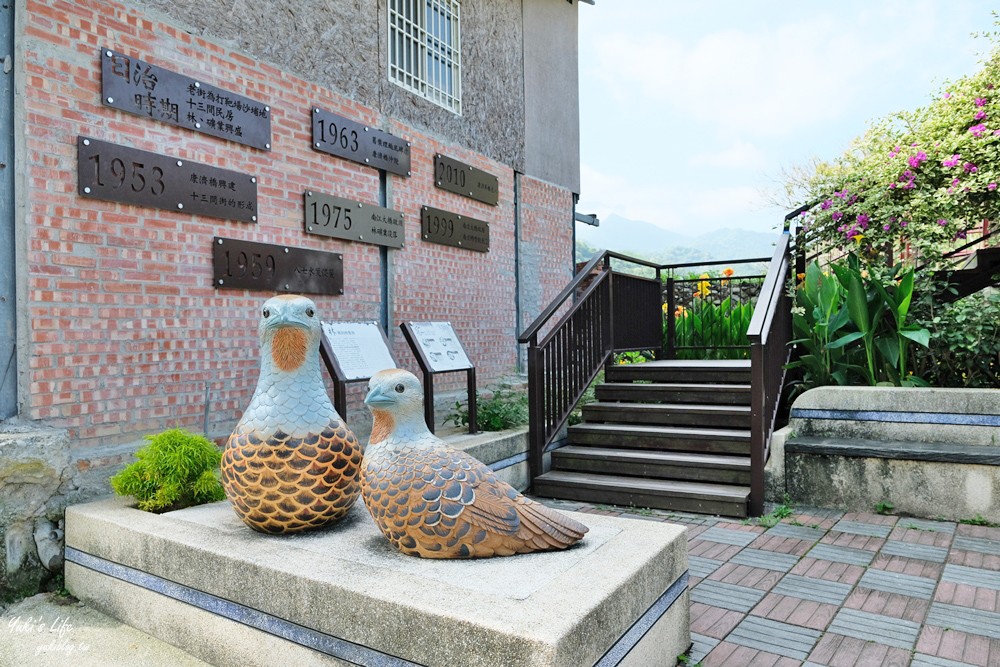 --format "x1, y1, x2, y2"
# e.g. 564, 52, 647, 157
787, 437, 1000, 465
65, 498, 689, 667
